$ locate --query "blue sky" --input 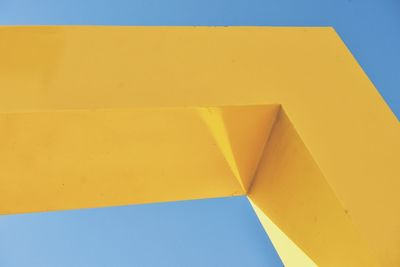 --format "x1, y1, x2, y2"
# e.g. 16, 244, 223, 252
0, 197, 283, 267
0, 1, 399, 266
